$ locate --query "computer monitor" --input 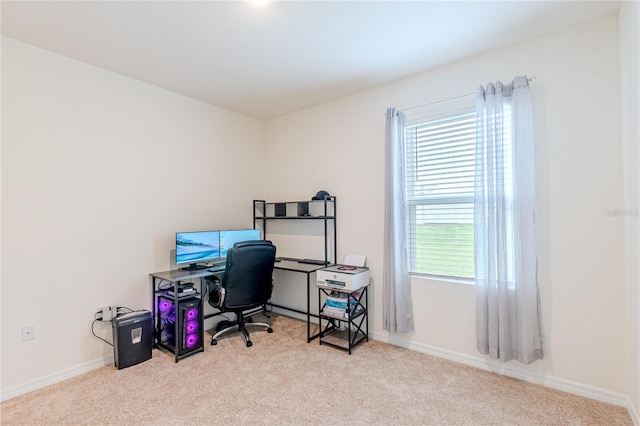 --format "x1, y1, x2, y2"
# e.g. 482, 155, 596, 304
219, 229, 261, 259
175, 231, 220, 270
